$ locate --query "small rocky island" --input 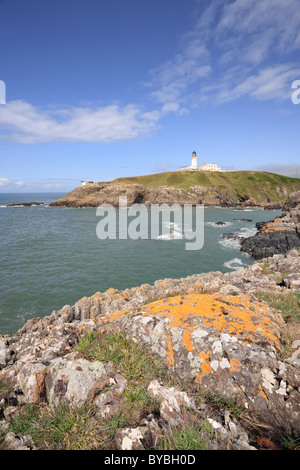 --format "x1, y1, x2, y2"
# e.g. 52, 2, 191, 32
0, 192, 300, 451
